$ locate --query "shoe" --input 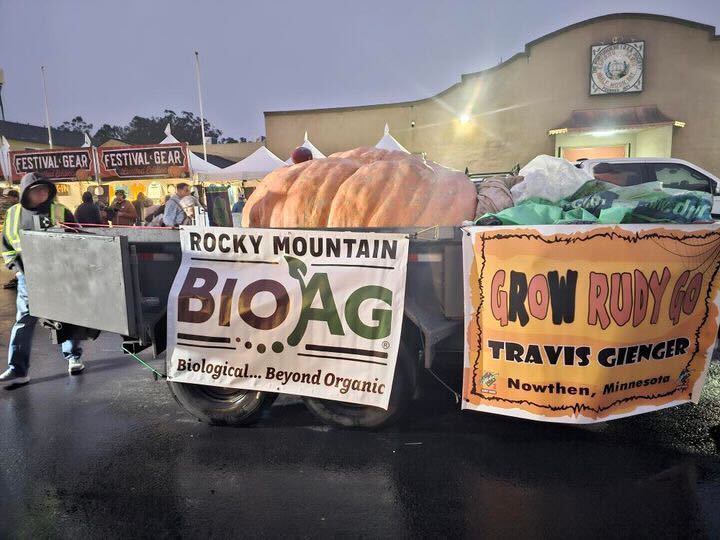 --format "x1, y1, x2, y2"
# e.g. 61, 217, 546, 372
68, 359, 85, 375
0, 368, 30, 385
